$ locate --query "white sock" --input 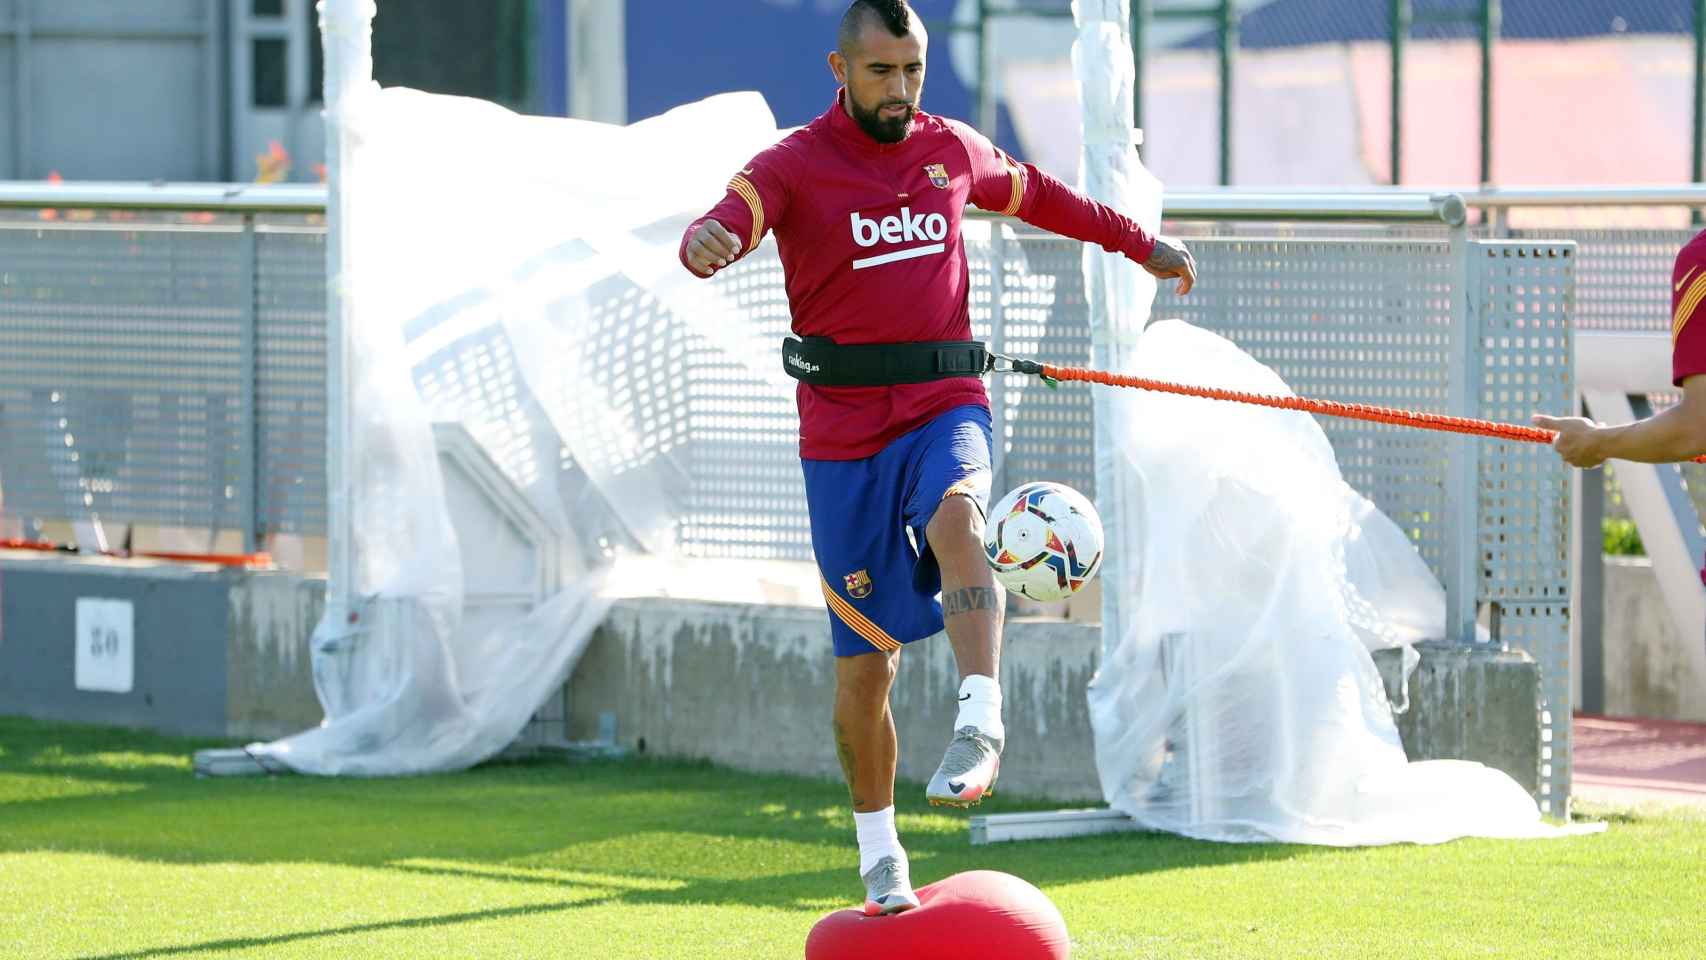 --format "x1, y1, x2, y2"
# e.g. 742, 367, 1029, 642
854, 806, 905, 876
954, 673, 1005, 741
